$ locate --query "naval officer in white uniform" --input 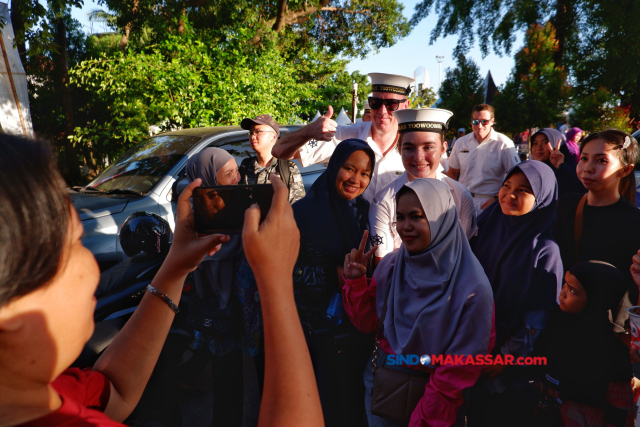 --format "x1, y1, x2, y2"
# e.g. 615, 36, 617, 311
271, 73, 414, 202
369, 108, 477, 263
446, 104, 520, 214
